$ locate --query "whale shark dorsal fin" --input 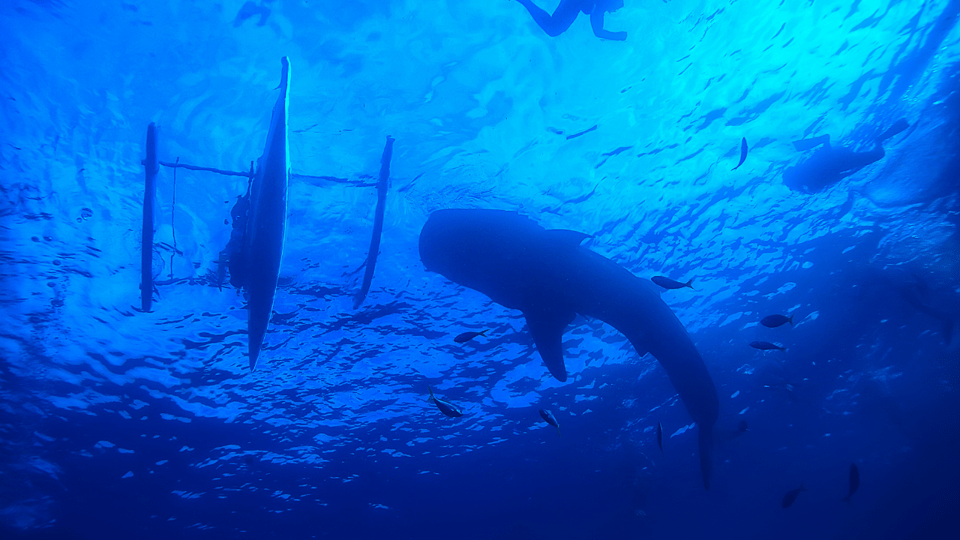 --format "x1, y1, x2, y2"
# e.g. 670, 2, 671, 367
524, 309, 576, 382
544, 229, 591, 249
